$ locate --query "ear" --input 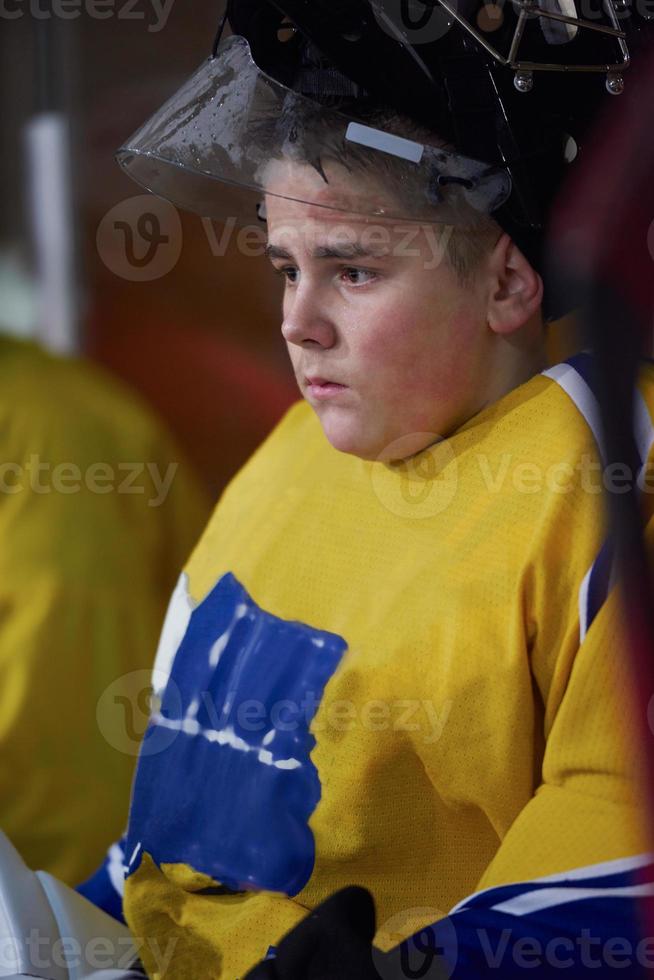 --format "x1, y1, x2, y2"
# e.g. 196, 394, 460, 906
486, 233, 544, 335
